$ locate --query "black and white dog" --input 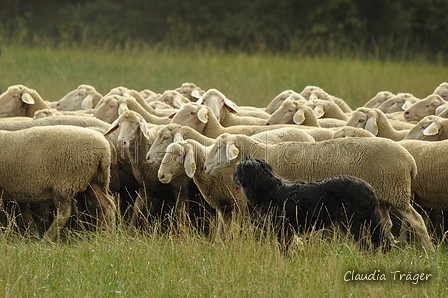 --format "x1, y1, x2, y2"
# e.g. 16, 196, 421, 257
233, 158, 390, 253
